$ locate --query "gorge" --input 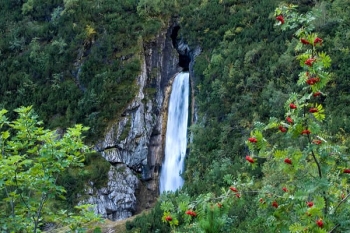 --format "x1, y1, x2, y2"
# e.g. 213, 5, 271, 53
84, 23, 198, 221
